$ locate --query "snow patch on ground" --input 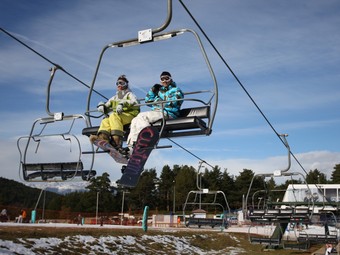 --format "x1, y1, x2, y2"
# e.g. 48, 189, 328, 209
0, 234, 243, 255
1, 222, 335, 254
